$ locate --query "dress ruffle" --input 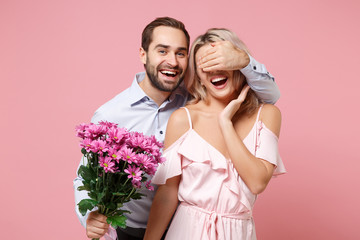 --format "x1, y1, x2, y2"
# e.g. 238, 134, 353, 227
254, 121, 286, 176
151, 130, 189, 185
153, 129, 253, 213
